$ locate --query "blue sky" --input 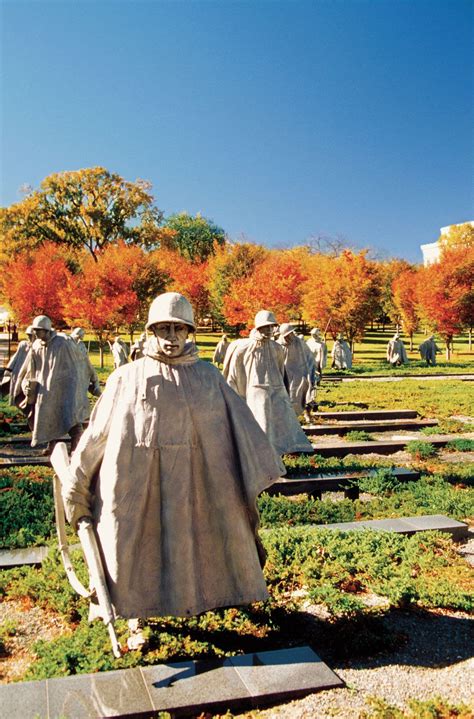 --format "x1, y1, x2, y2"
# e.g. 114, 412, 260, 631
1, 0, 472, 262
